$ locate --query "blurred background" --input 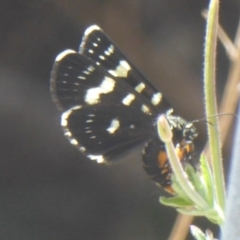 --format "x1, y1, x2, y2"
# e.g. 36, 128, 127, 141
0, 0, 239, 239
